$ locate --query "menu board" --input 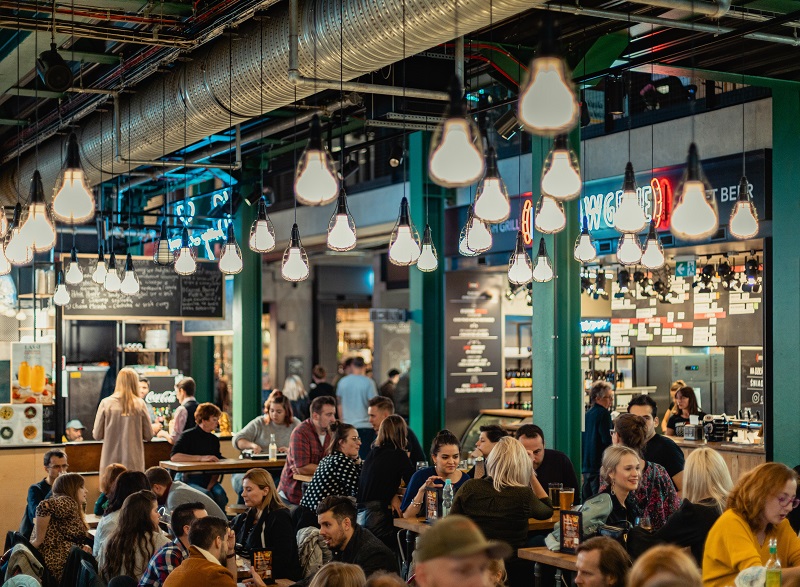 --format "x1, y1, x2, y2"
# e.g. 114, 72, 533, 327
444, 271, 503, 434
739, 347, 764, 413
610, 276, 762, 347
0, 403, 44, 444
64, 256, 223, 320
